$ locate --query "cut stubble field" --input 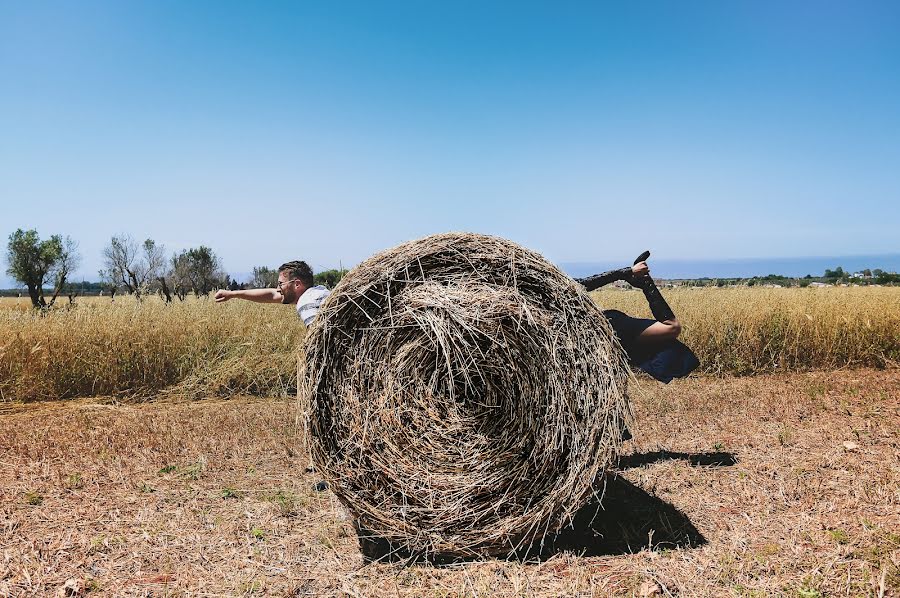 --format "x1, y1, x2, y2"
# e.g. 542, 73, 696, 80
2, 369, 898, 597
